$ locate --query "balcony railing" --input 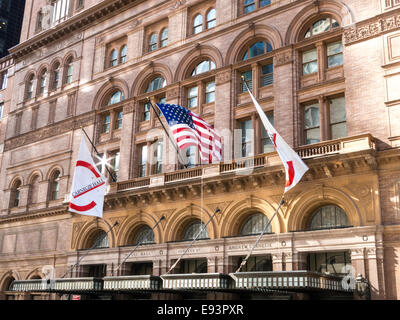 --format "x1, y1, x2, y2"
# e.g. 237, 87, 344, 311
161, 273, 233, 290
232, 271, 351, 292
103, 275, 161, 291
110, 134, 375, 193
9, 271, 352, 294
